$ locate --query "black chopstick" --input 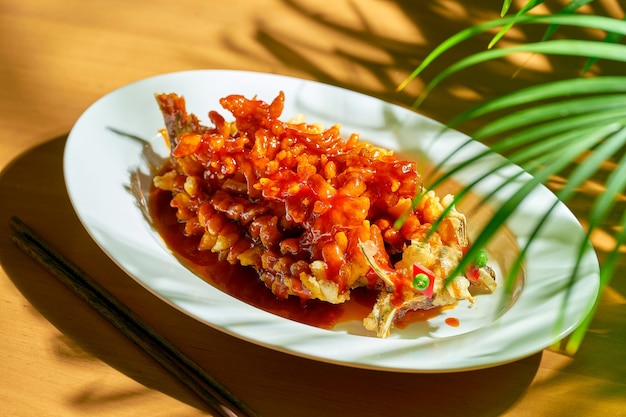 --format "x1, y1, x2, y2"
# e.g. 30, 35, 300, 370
9, 216, 260, 417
